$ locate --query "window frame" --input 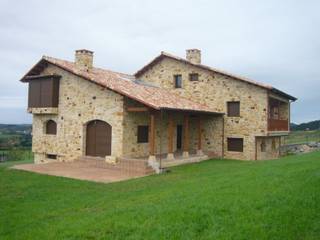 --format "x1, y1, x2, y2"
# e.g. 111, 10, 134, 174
174, 75, 182, 88
227, 101, 240, 117
46, 120, 57, 135
227, 137, 244, 152
137, 125, 149, 143
189, 73, 199, 81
